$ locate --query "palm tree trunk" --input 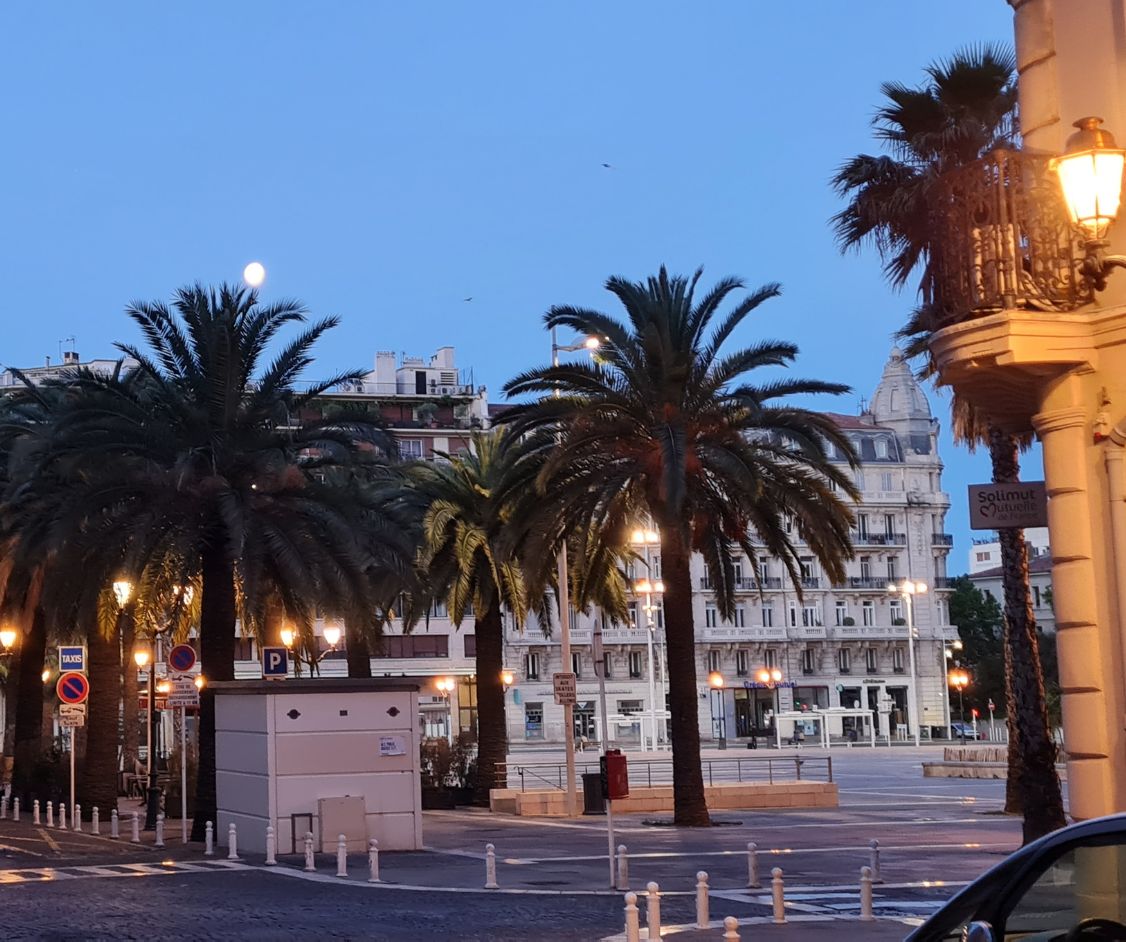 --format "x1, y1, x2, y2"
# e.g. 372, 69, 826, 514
471, 602, 507, 806
989, 427, 1066, 841
1001, 614, 1022, 814
121, 608, 140, 774
657, 518, 711, 827
11, 606, 47, 800
190, 539, 237, 842
344, 617, 372, 678
79, 609, 120, 816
